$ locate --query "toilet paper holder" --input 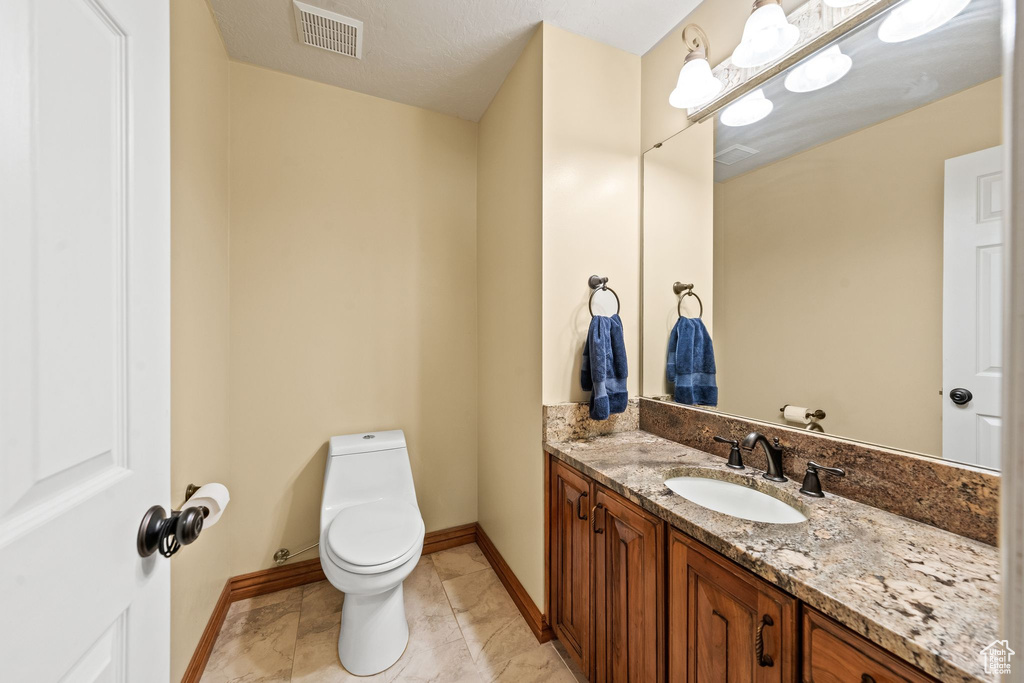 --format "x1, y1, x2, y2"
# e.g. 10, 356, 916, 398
780, 405, 826, 421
